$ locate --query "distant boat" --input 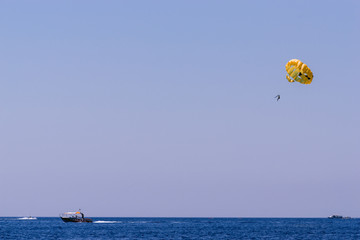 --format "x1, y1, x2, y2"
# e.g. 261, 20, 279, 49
18, 216, 37, 220
60, 210, 92, 223
328, 215, 344, 219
